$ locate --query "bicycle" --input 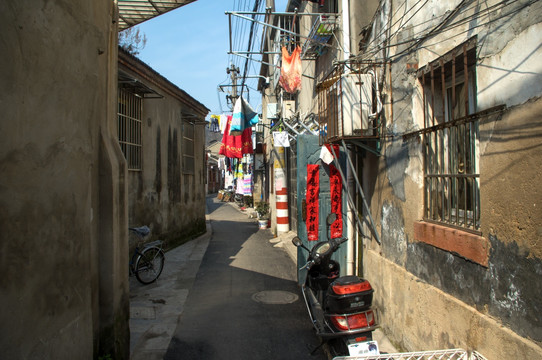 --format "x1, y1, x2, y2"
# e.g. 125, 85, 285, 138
129, 226, 165, 284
